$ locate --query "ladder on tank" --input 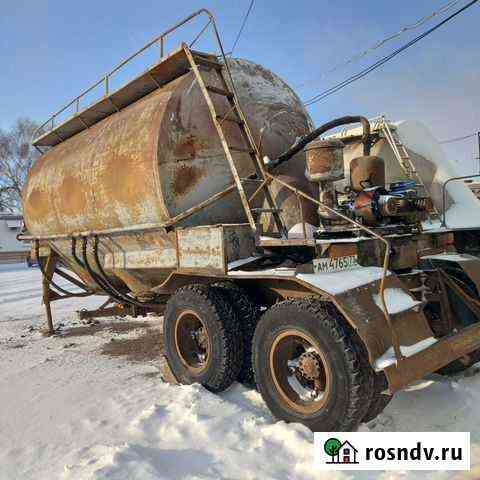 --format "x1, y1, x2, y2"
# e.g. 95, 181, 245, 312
183, 44, 287, 238
380, 118, 439, 219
